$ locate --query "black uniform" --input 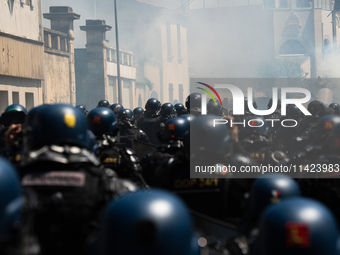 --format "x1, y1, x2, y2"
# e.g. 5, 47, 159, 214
19, 145, 137, 255
137, 111, 161, 145
117, 120, 150, 148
